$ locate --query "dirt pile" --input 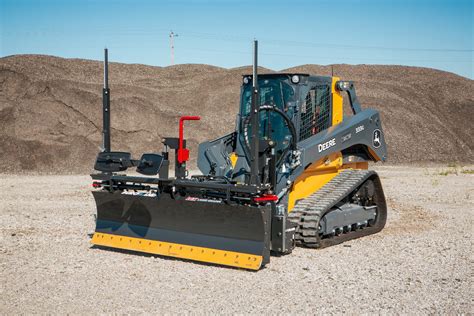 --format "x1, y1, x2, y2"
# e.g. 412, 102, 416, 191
1, 55, 472, 173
